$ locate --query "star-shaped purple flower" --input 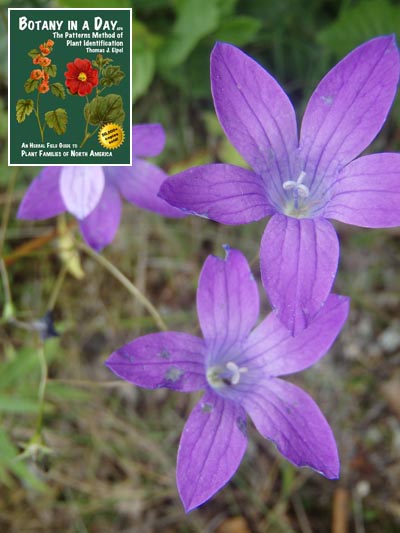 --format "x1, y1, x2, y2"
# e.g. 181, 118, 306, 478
17, 124, 185, 251
106, 247, 349, 512
160, 36, 400, 334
